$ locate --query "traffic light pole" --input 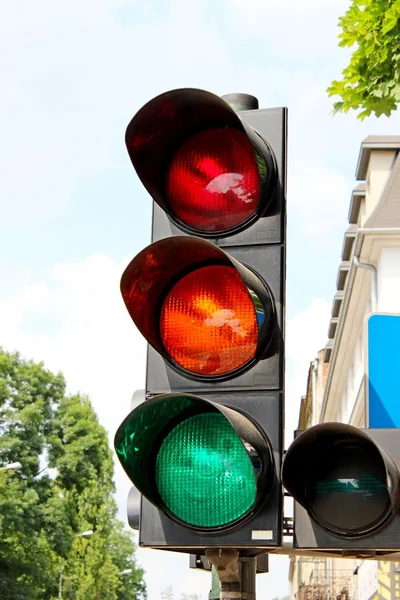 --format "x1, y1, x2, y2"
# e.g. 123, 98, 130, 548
206, 550, 256, 600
